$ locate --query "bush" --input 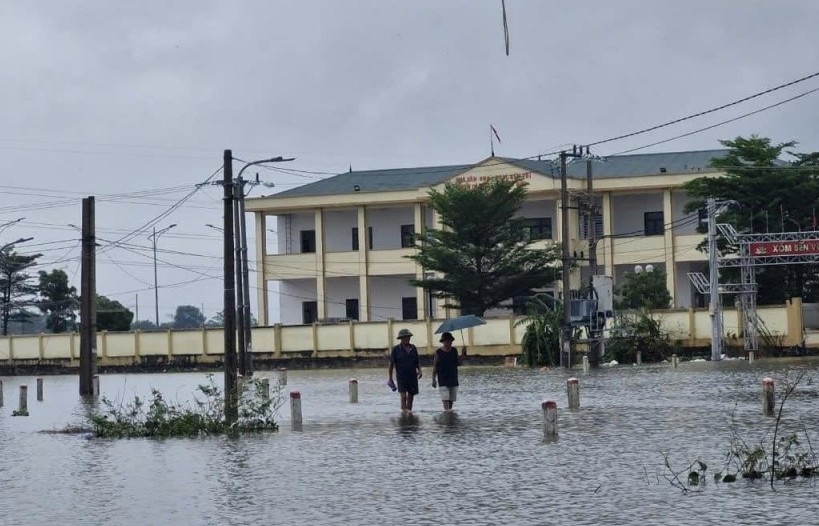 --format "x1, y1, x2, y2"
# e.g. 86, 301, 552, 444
89, 375, 283, 438
604, 310, 671, 364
